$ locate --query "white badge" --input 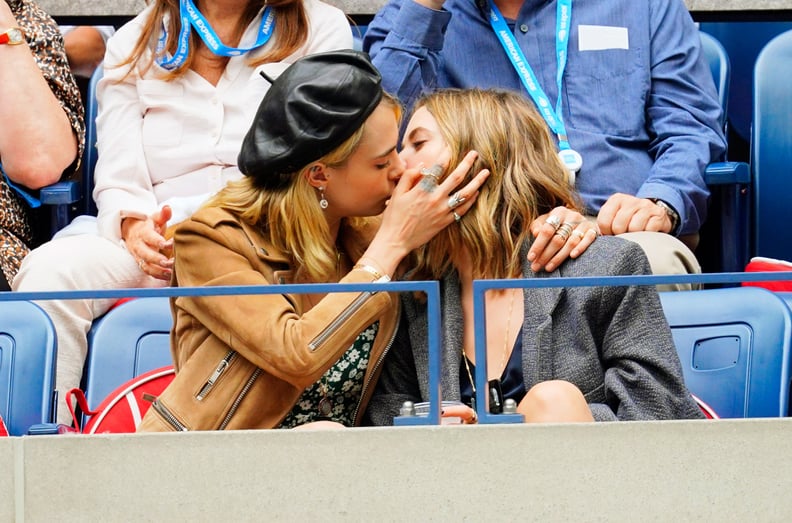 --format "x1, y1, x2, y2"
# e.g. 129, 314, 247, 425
558, 149, 583, 185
